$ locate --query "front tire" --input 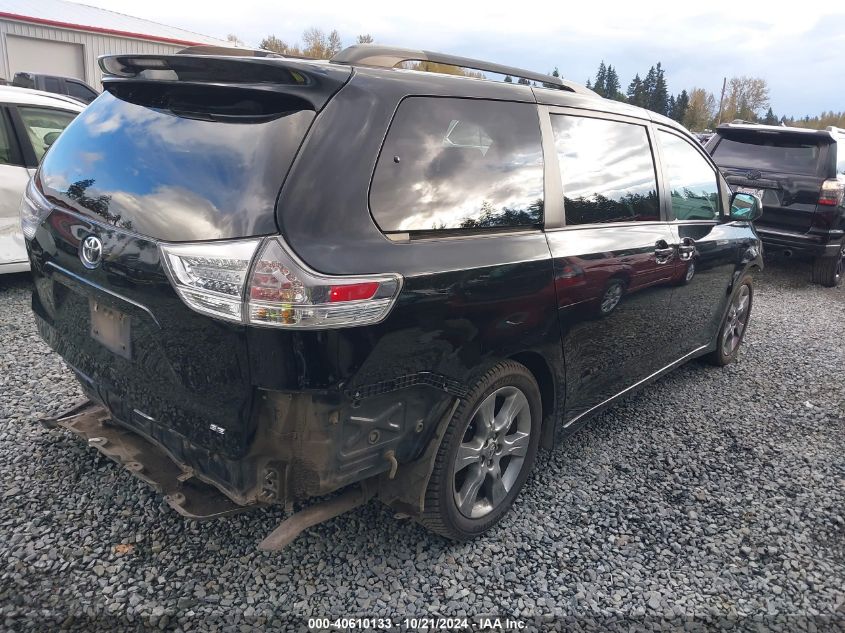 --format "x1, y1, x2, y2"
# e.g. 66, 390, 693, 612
811, 243, 844, 287
705, 274, 753, 366
419, 361, 541, 540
